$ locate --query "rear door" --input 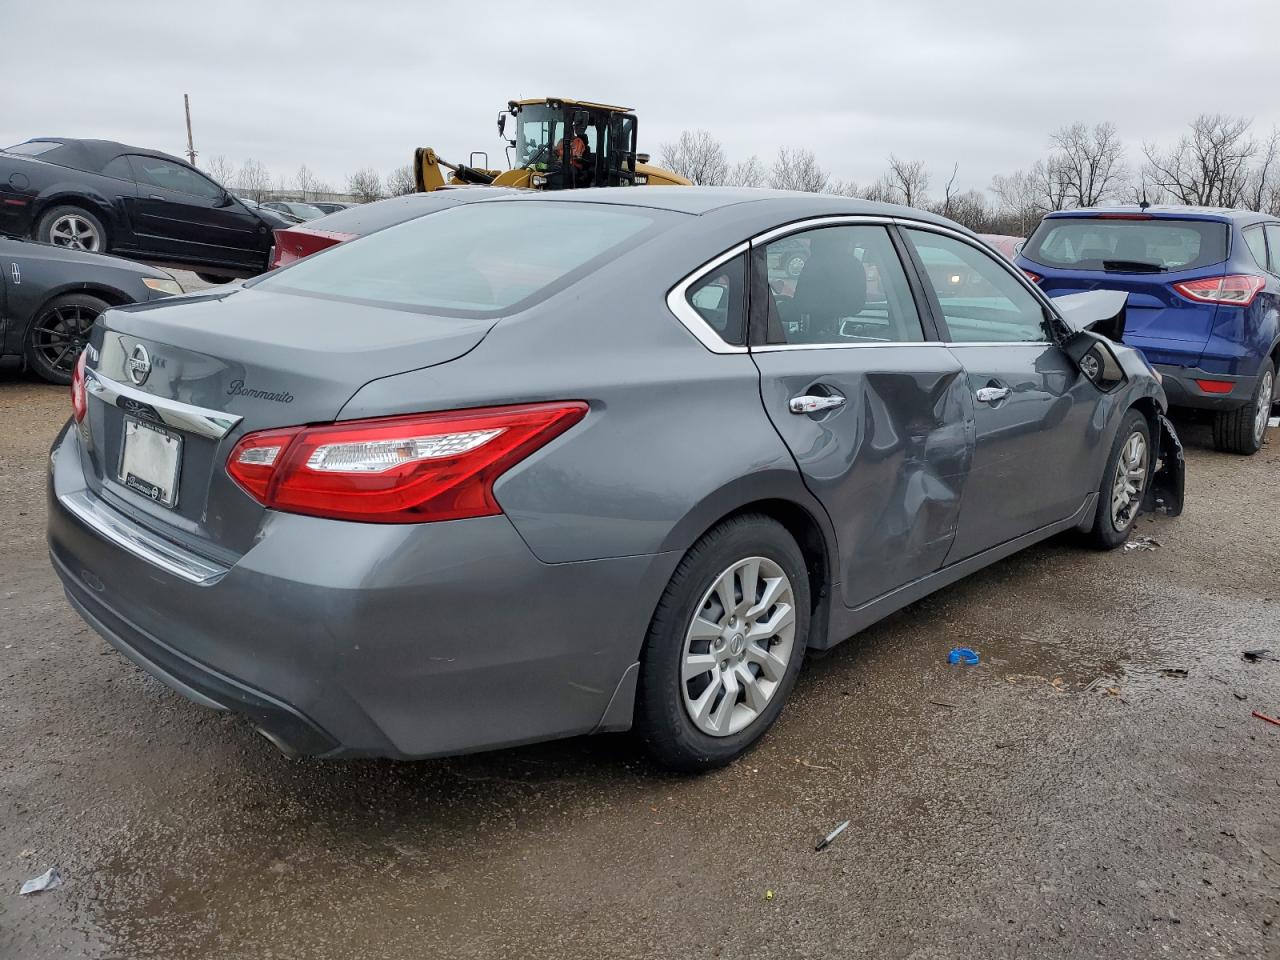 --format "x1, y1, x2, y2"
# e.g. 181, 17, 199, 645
126, 155, 267, 269
746, 220, 974, 609
903, 226, 1101, 559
